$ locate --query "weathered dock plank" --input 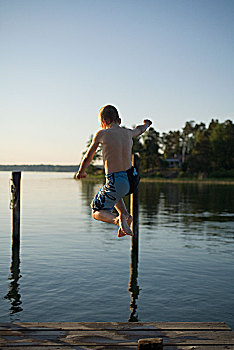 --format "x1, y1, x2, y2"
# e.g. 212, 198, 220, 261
0, 346, 233, 350
0, 330, 233, 341
0, 322, 233, 349
0, 322, 231, 331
